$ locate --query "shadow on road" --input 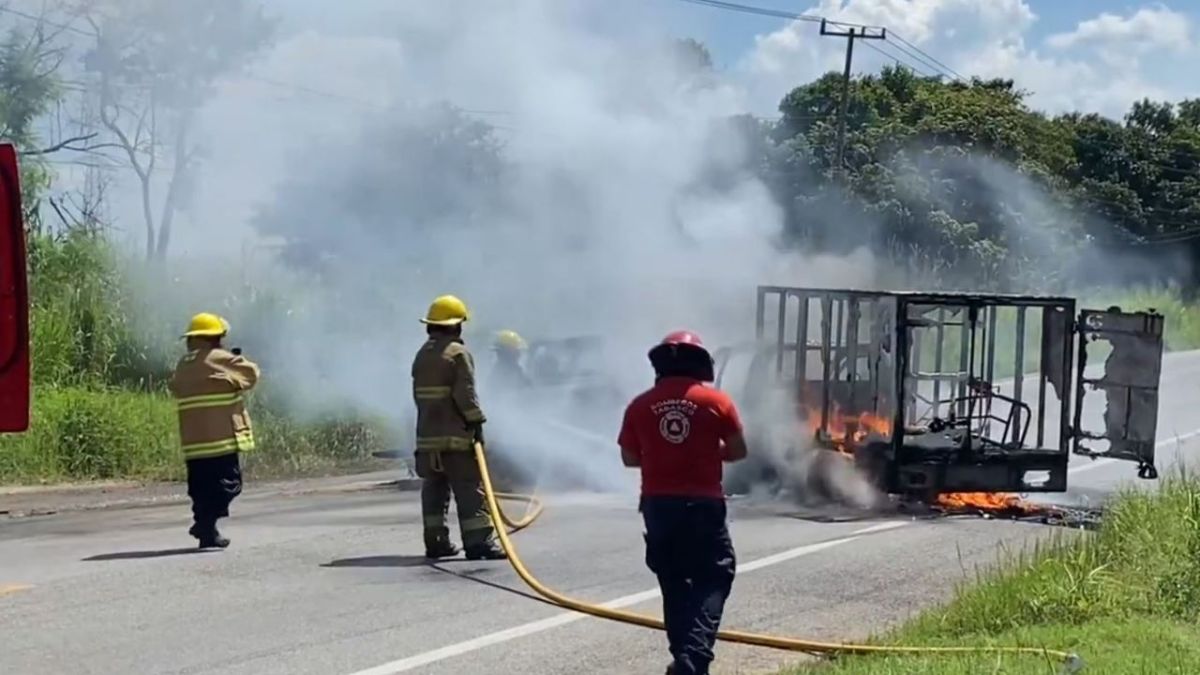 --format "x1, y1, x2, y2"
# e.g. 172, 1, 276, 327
83, 547, 217, 561
322, 555, 435, 568
429, 563, 552, 606
319, 556, 552, 605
